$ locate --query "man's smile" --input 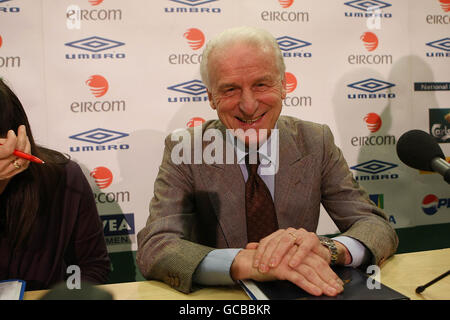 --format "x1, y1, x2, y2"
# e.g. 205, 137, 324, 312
235, 112, 266, 124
